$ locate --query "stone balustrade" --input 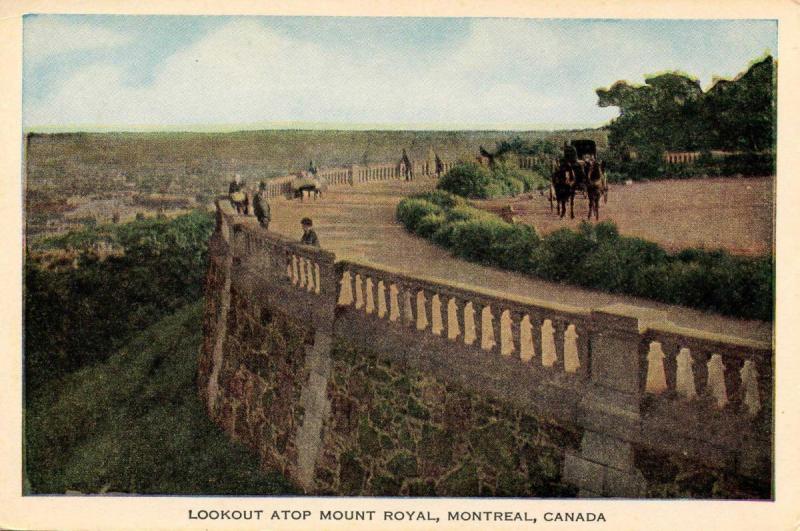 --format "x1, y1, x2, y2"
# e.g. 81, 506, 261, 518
663, 151, 702, 164
642, 323, 771, 417
252, 154, 558, 200
211, 196, 773, 497
337, 261, 593, 380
